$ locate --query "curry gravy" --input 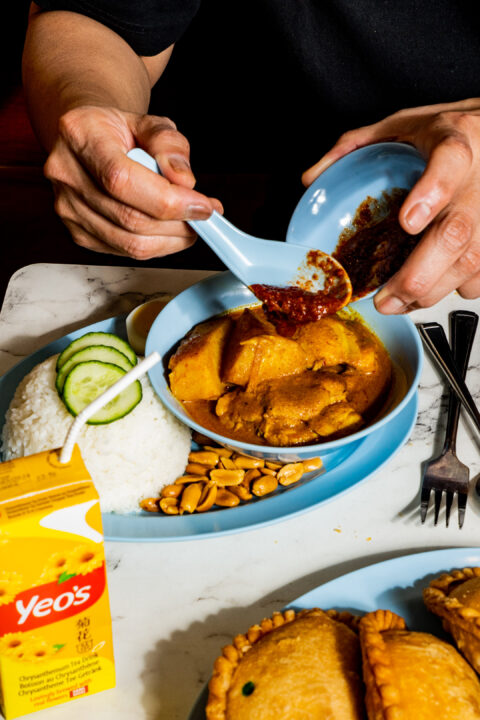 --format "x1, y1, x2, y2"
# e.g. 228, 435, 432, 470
168, 305, 393, 447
